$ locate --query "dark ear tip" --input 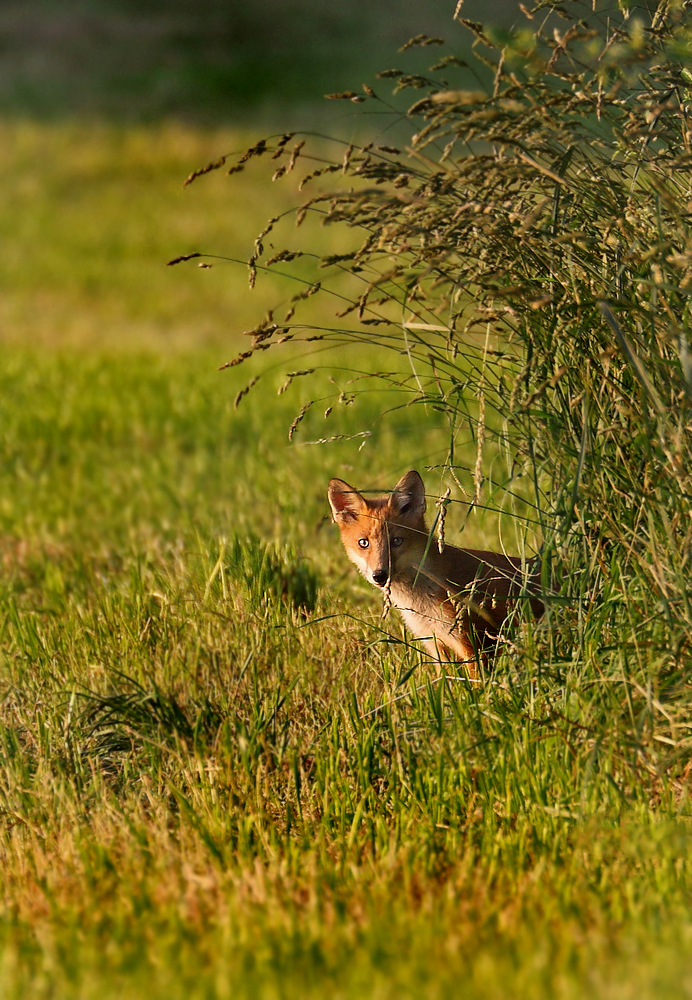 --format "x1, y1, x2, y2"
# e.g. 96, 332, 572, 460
392, 469, 426, 514
396, 470, 424, 489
